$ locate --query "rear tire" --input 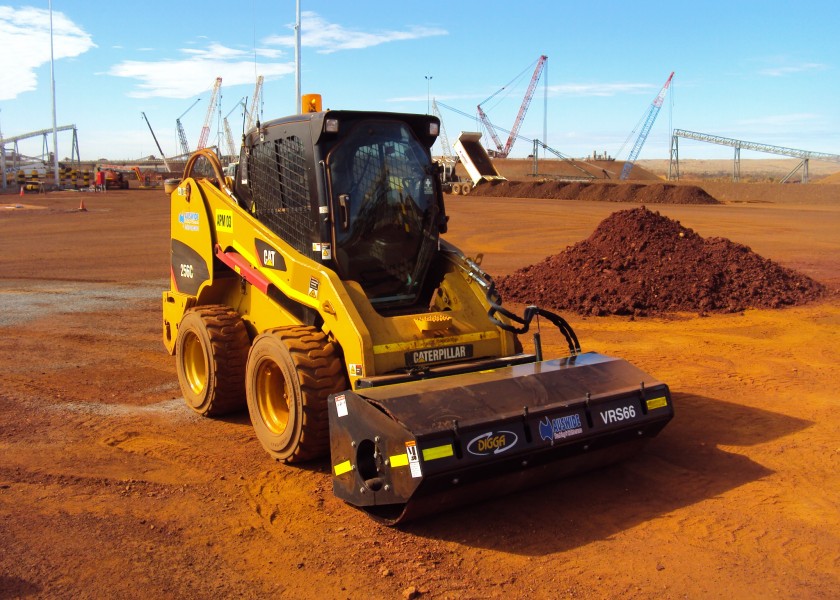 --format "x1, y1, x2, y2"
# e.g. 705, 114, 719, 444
246, 326, 347, 463
176, 305, 250, 417
460, 183, 471, 196
450, 182, 462, 195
